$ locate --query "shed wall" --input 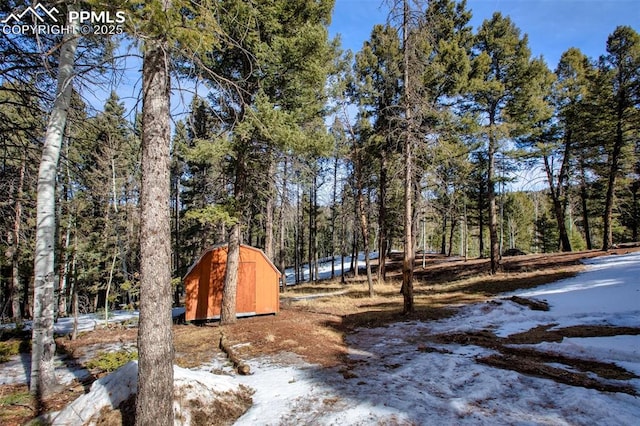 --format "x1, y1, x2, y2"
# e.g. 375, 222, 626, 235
185, 245, 279, 321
